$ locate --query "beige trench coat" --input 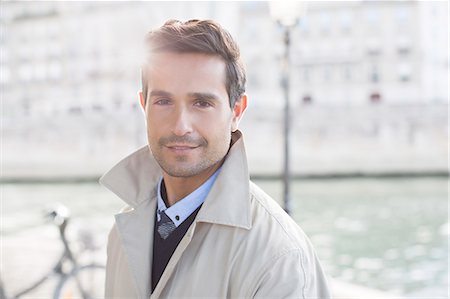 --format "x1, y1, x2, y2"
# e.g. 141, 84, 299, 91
100, 131, 331, 298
